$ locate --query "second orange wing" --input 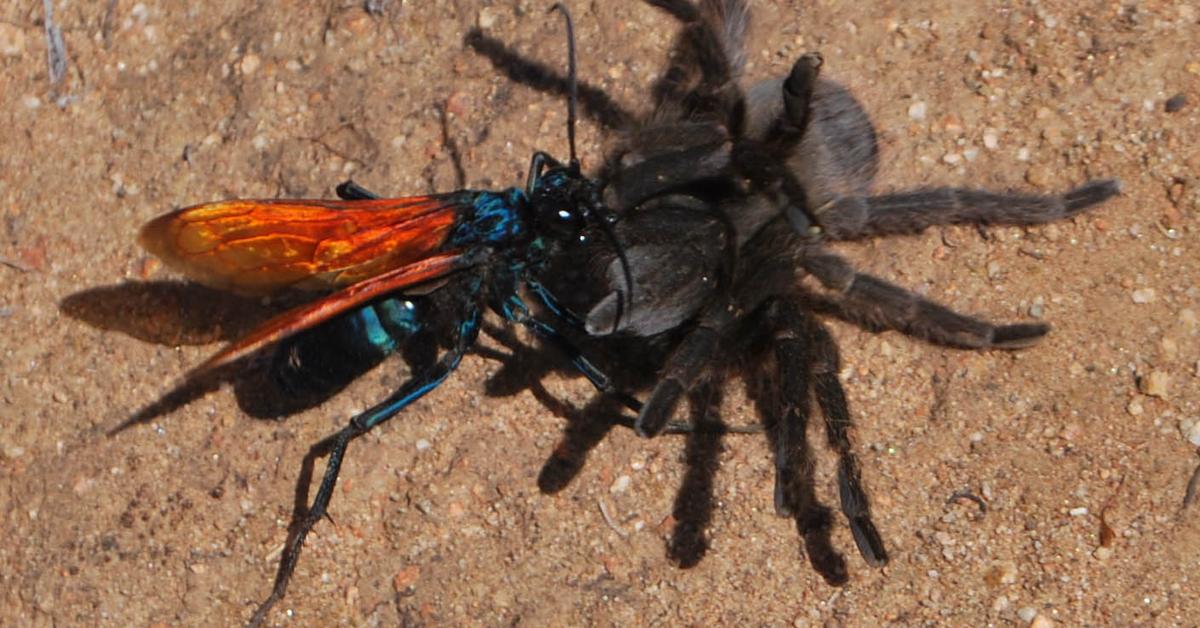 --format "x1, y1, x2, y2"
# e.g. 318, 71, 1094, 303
139, 193, 471, 294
